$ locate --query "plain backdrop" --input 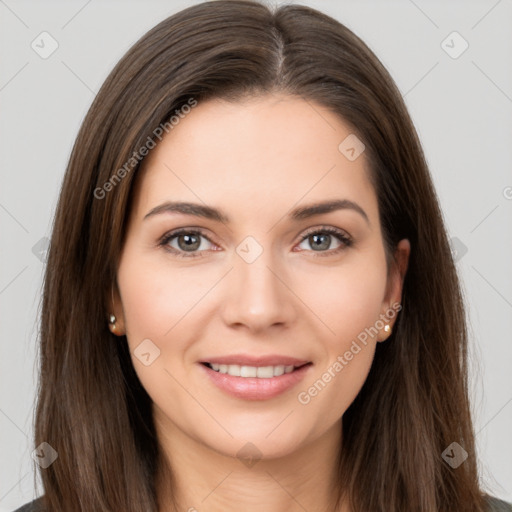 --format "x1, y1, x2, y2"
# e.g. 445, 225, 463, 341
1, 0, 511, 510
